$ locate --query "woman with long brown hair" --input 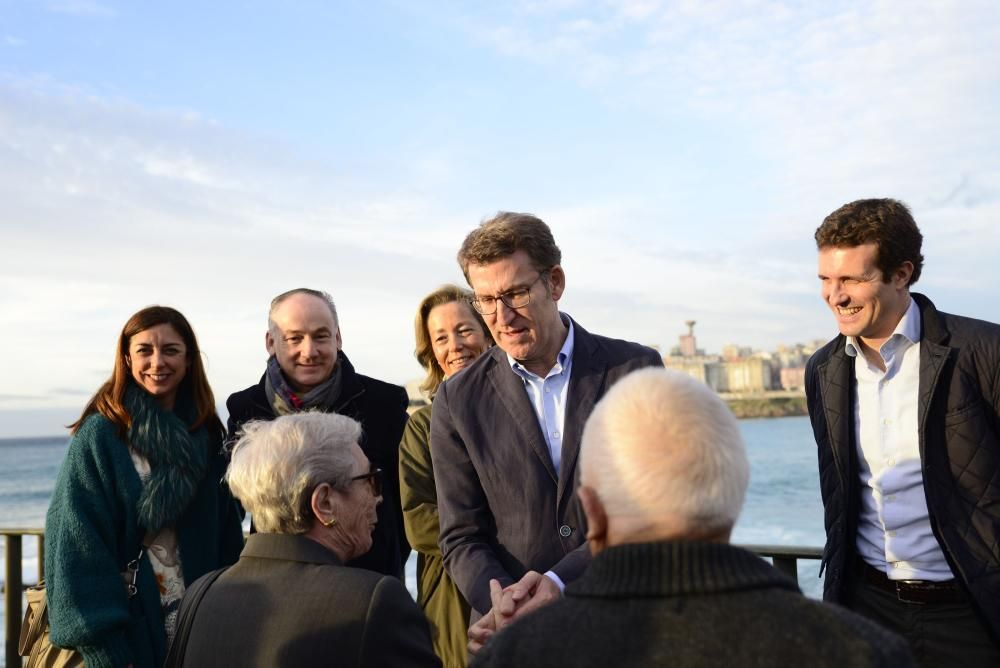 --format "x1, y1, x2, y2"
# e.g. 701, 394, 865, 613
399, 285, 493, 667
44, 306, 244, 668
